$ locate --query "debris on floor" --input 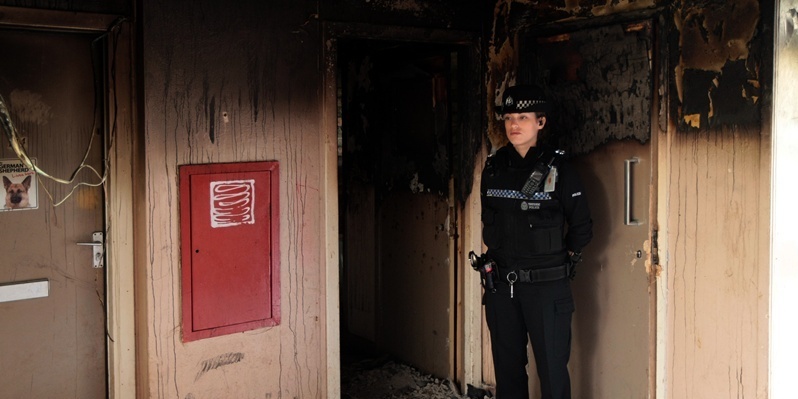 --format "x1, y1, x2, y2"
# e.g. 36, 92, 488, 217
341, 357, 493, 399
